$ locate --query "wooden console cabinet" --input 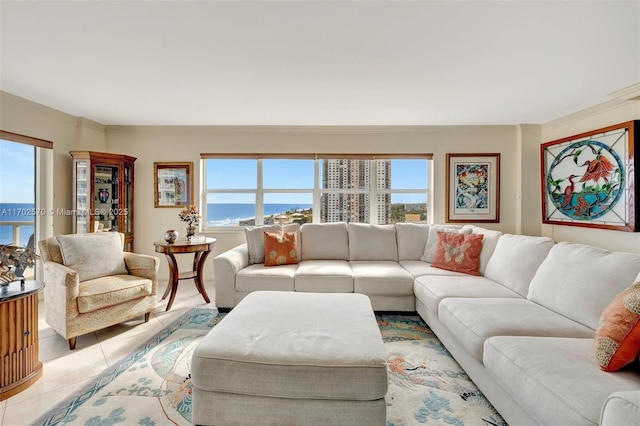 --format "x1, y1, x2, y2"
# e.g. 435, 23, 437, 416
0, 280, 44, 400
